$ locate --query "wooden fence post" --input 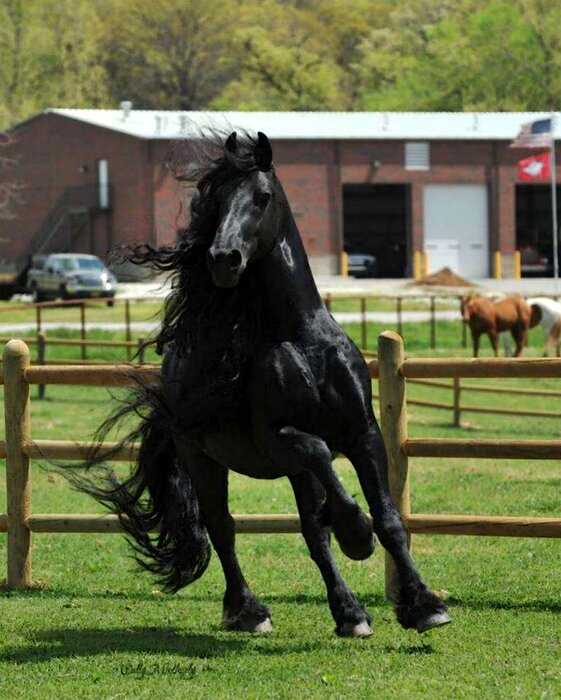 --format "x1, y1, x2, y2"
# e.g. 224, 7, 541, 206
35, 305, 42, 337
378, 331, 410, 601
80, 303, 87, 361
324, 293, 332, 313
453, 376, 461, 427
125, 300, 132, 361
137, 337, 145, 365
37, 332, 46, 400
430, 296, 436, 349
4, 339, 32, 588
396, 296, 403, 337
